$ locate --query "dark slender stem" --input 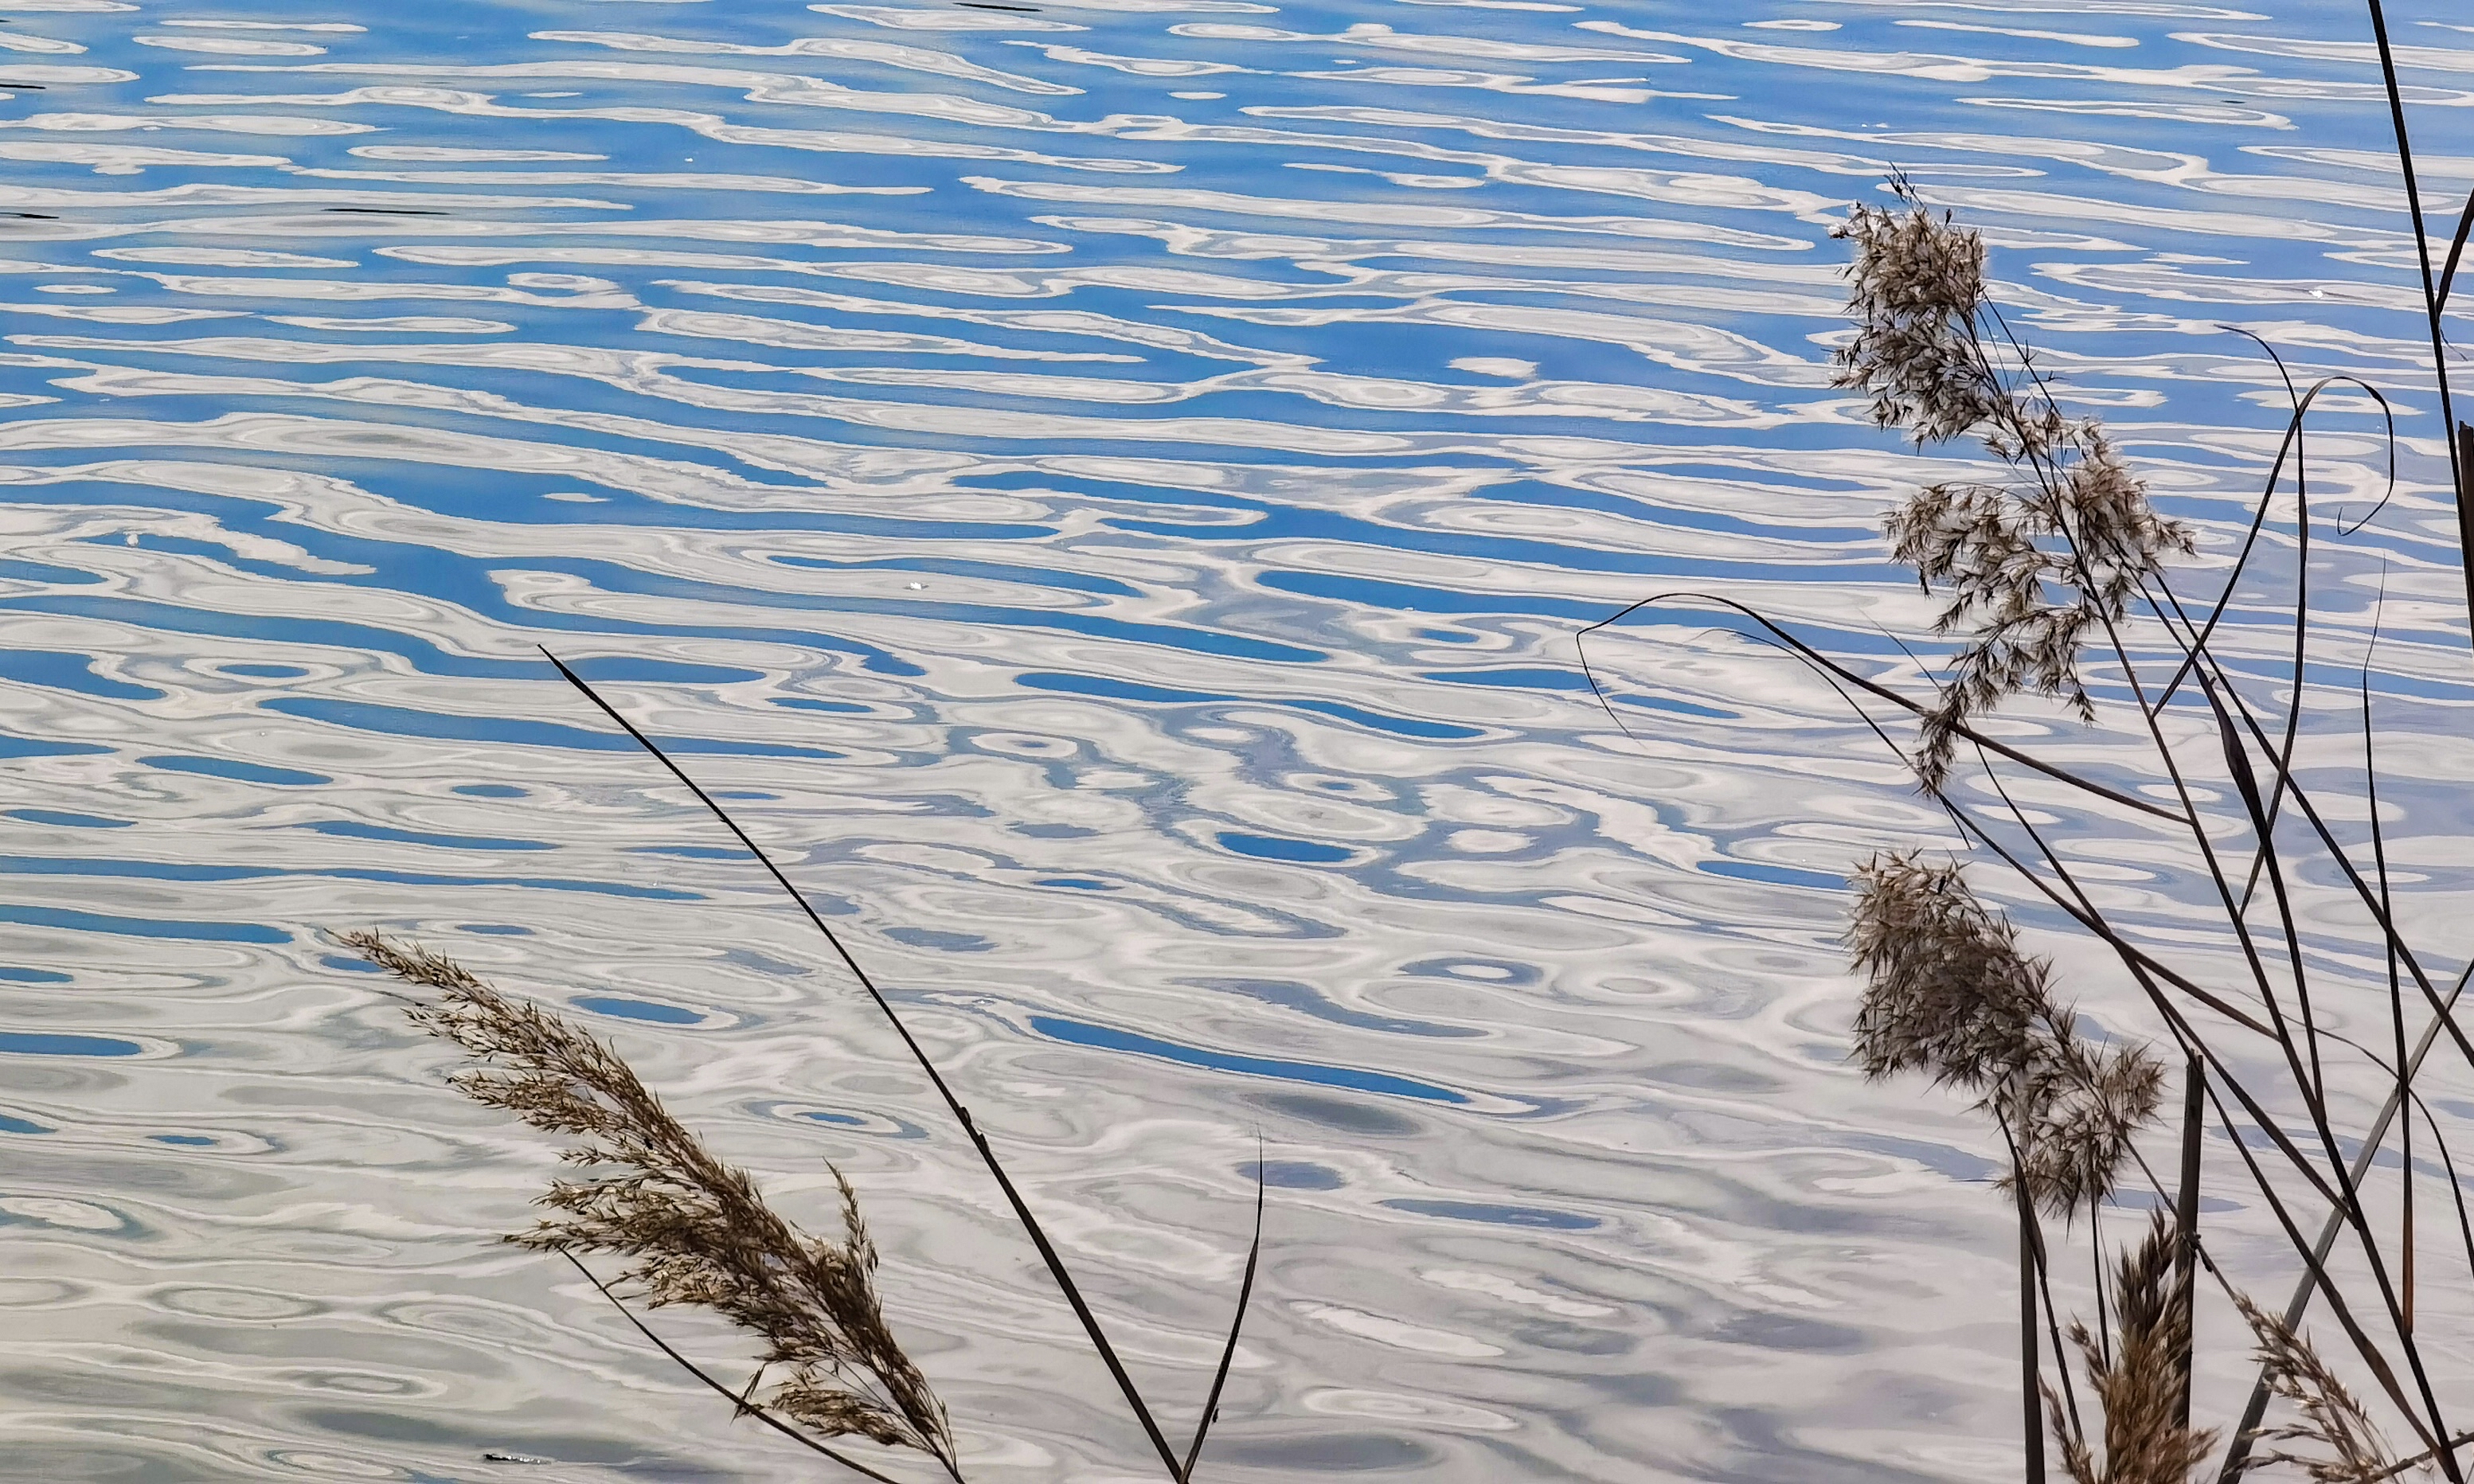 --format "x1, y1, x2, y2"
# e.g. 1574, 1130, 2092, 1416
2438, 189, 2474, 313
2197, 673, 2326, 1112
2408, 1086, 2474, 1301
561, 1253, 914, 1484
1994, 1112, 2054, 1484
2215, 959, 2474, 1483
2367, 646, 2414, 1342
2145, 580, 2472, 1083
2374, 1432, 2474, 1484
2174, 1054, 2203, 1430
2162, 625, 2456, 1477
2022, 1155, 2084, 1447
2363, 0, 2473, 648
2202, 1068, 2445, 1466
2148, 365, 2396, 716
1577, 594, 2186, 826
541, 648, 1187, 1482
2227, 349, 2311, 924
1180, 1146, 1267, 1482
2089, 1201, 2112, 1376
2020, 1185, 2046, 1484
